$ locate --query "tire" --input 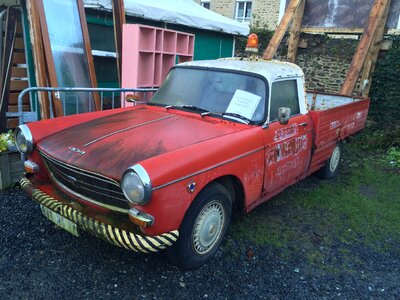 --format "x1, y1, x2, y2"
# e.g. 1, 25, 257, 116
168, 182, 232, 269
317, 143, 343, 179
